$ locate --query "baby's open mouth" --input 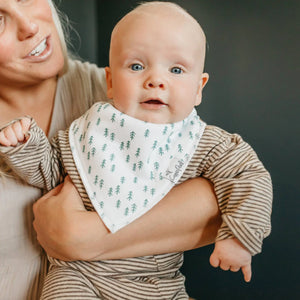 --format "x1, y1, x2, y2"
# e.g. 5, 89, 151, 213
144, 99, 164, 105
